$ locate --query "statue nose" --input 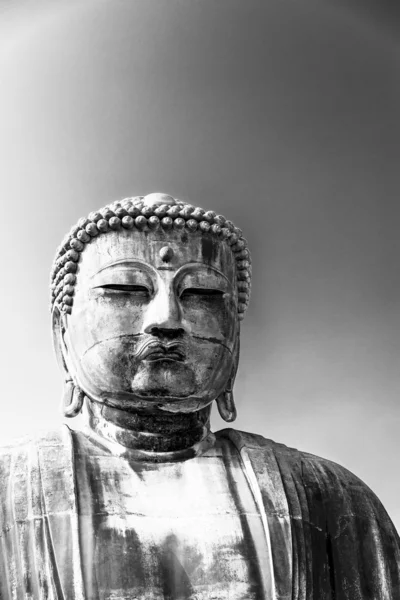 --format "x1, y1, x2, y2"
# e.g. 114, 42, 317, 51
143, 287, 186, 338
